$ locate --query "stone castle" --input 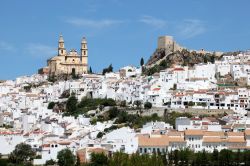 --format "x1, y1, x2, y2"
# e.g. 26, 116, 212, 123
157, 36, 184, 52
40, 35, 88, 76
146, 35, 223, 66
157, 35, 223, 56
